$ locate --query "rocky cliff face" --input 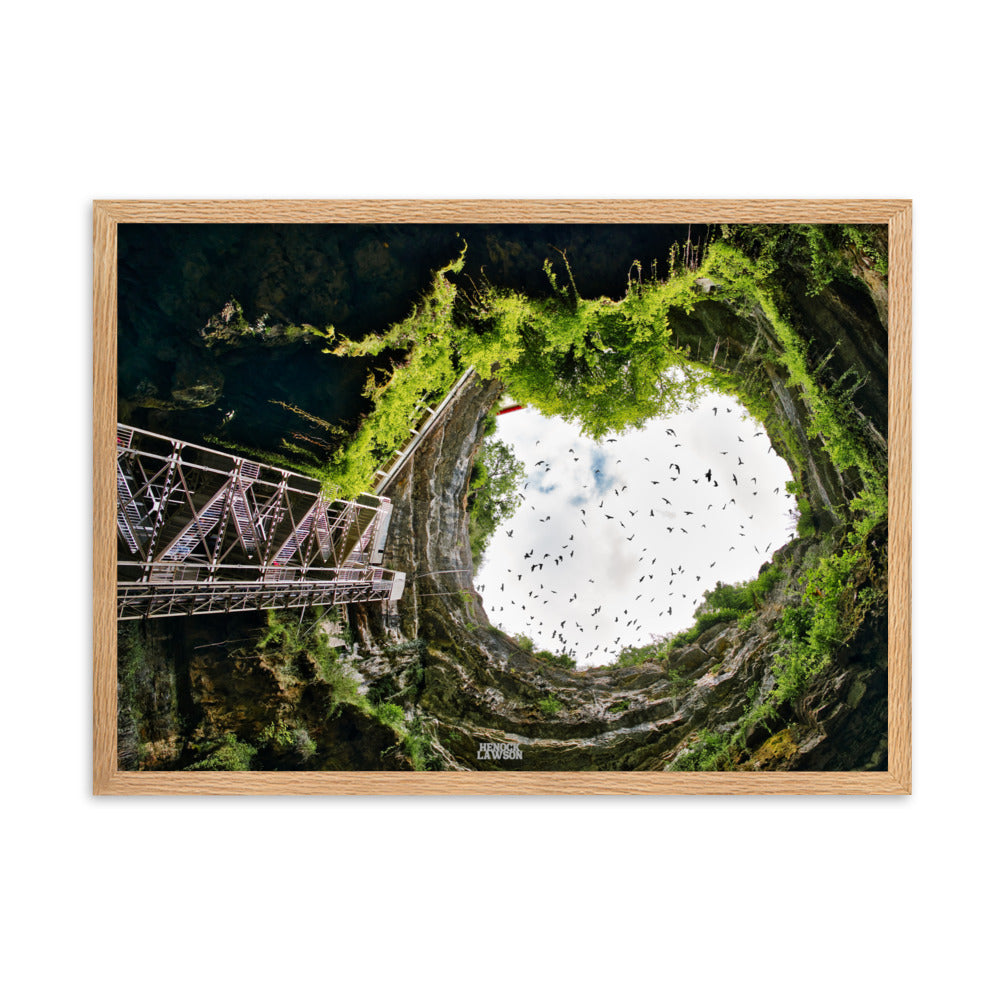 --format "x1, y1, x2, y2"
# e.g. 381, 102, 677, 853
349, 260, 889, 771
